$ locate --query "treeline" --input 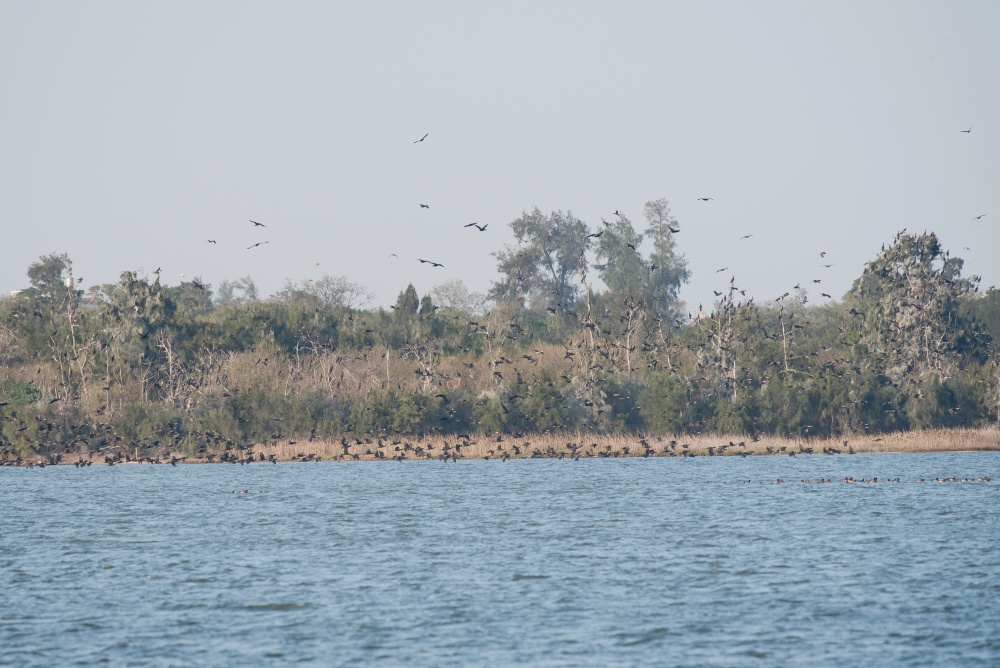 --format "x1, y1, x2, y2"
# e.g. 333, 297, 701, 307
1, 212, 999, 461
